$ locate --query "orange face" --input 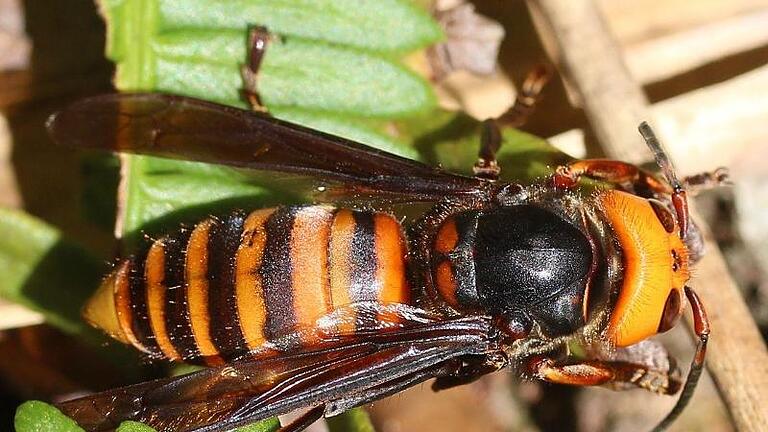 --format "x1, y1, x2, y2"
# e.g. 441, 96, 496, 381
598, 190, 690, 347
